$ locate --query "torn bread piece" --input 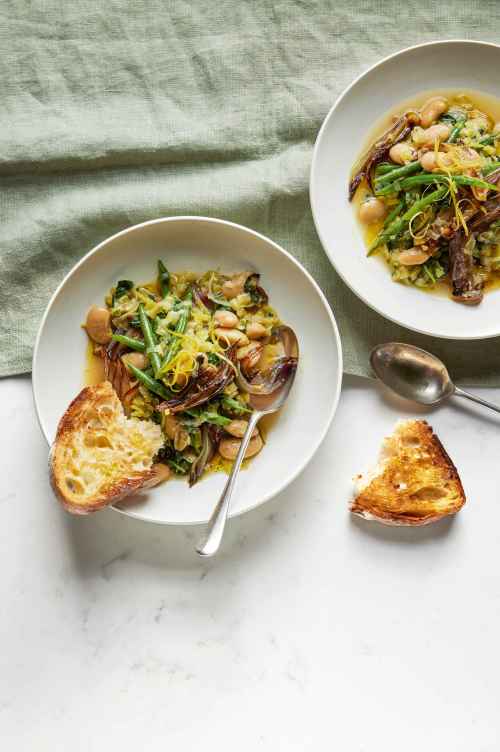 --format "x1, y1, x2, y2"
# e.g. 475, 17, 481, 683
351, 420, 465, 526
50, 381, 164, 515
